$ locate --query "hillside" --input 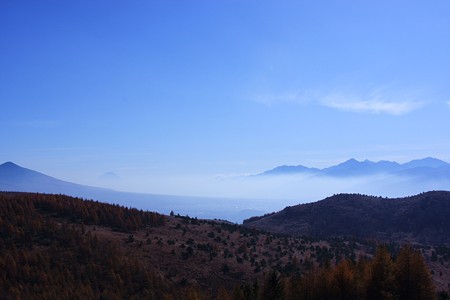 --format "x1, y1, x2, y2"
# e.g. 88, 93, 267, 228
244, 191, 450, 244
1, 192, 450, 298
